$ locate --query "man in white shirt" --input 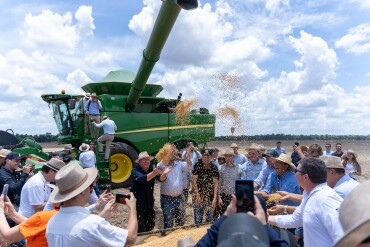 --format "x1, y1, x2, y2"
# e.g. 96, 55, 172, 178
46, 163, 137, 246
79, 143, 96, 168
321, 156, 359, 198
93, 115, 117, 161
158, 144, 192, 229
19, 158, 66, 218
268, 157, 343, 247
